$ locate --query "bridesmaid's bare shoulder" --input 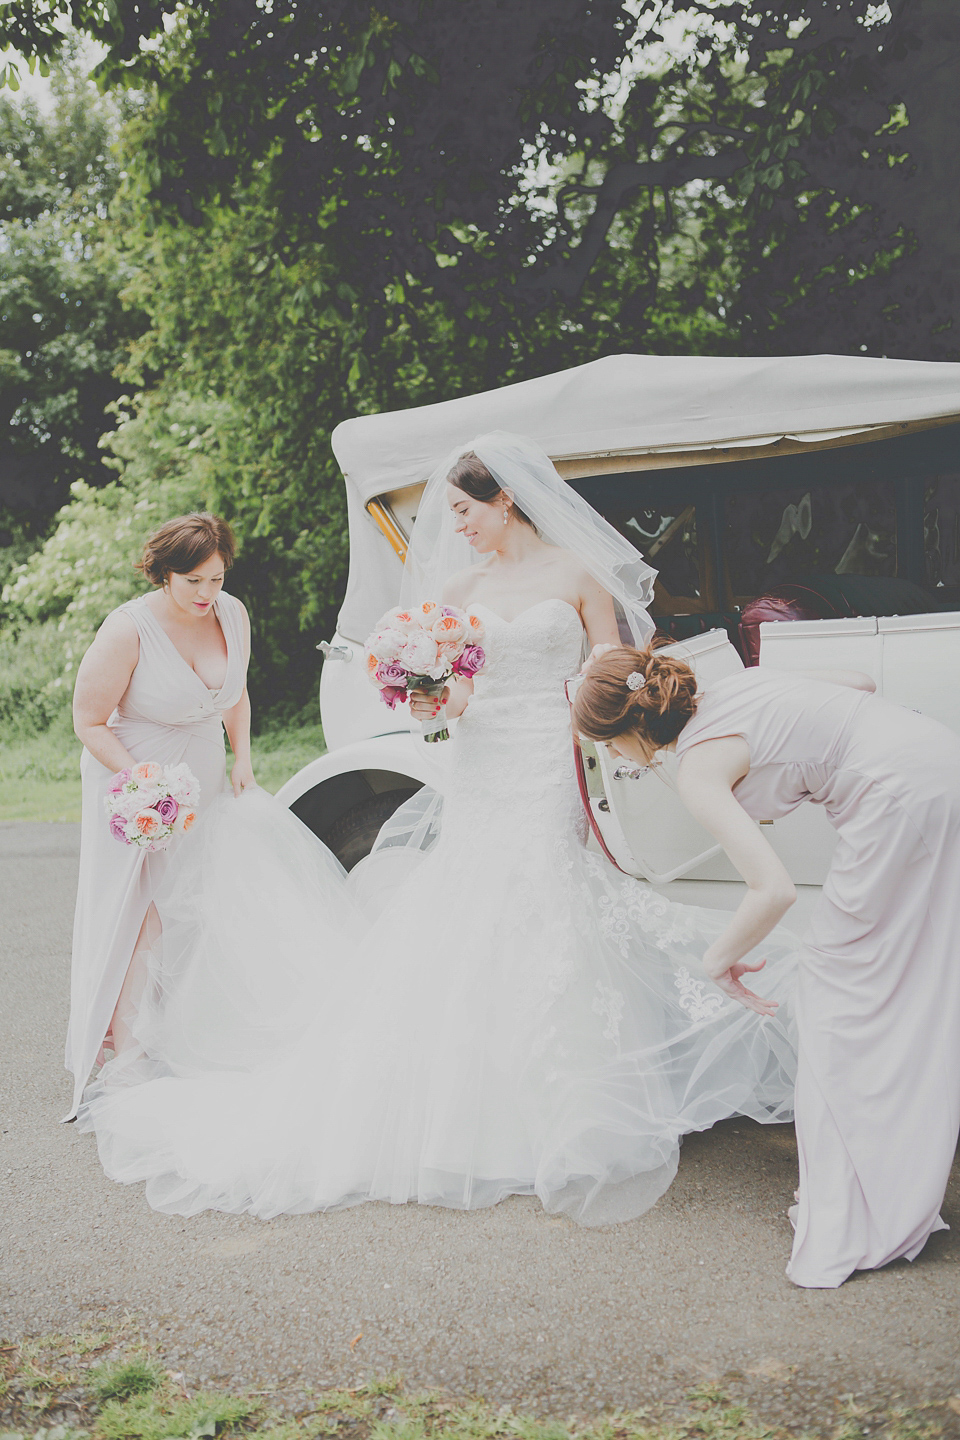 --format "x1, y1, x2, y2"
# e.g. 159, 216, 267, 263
92, 605, 141, 664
